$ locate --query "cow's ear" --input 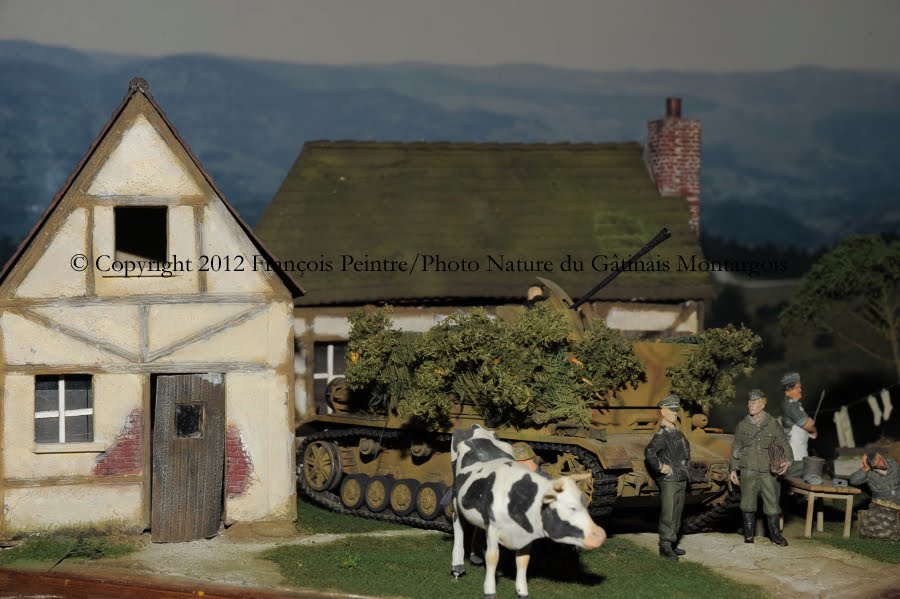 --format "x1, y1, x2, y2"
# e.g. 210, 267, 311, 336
542, 490, 558, 504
